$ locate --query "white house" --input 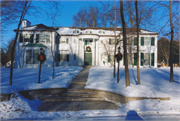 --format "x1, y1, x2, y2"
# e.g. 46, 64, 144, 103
14, 20, 158, 68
